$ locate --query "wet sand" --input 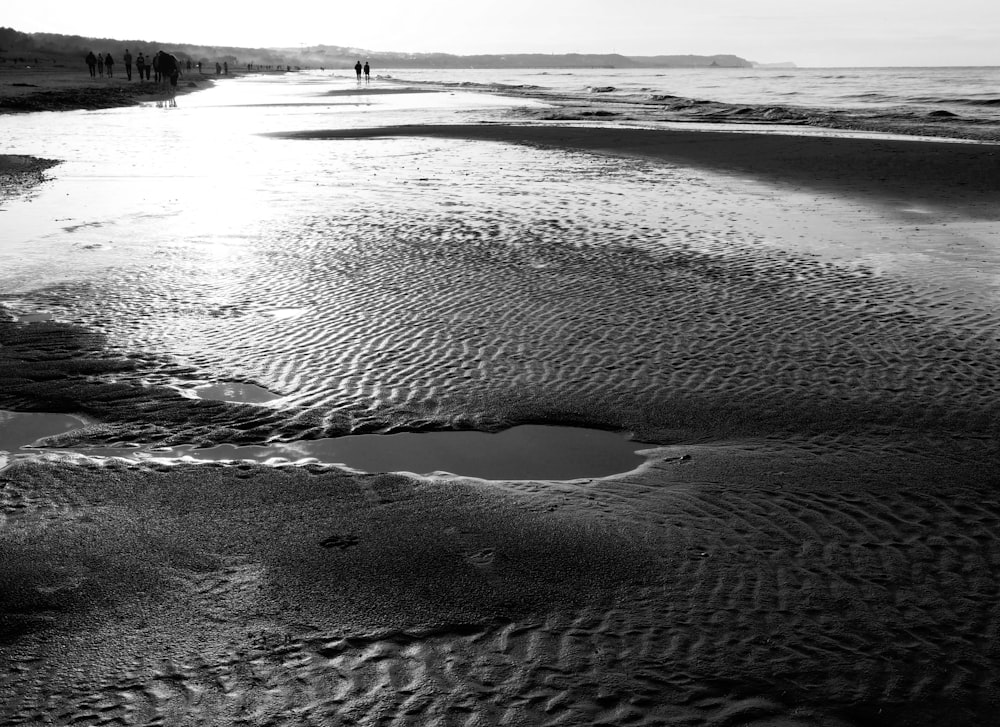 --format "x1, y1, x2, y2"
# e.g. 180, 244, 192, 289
0, 154, 59, 205
2, 78, 1000, 726
273, 123, 1000, 217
